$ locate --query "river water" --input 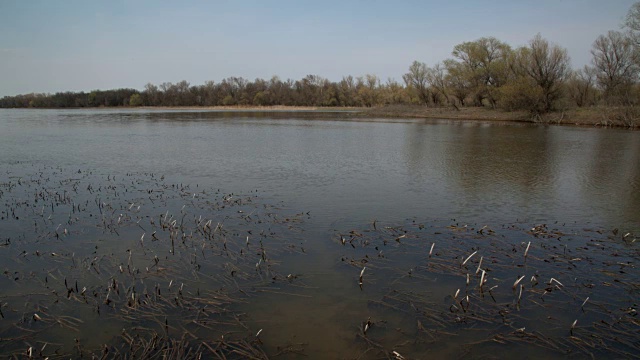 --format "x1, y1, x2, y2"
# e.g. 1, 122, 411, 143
0, 109, 638, 358
2, 109, 638, 229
